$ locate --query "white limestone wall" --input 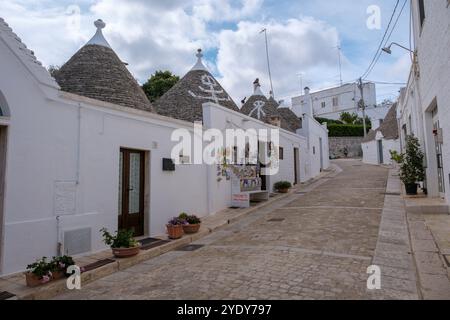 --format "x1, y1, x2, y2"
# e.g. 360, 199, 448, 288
0, 37, 213, 274
362, 139, 400, 166
410, 0, 450, 201
203, 102, 308, 197
292, 83, 380, 121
